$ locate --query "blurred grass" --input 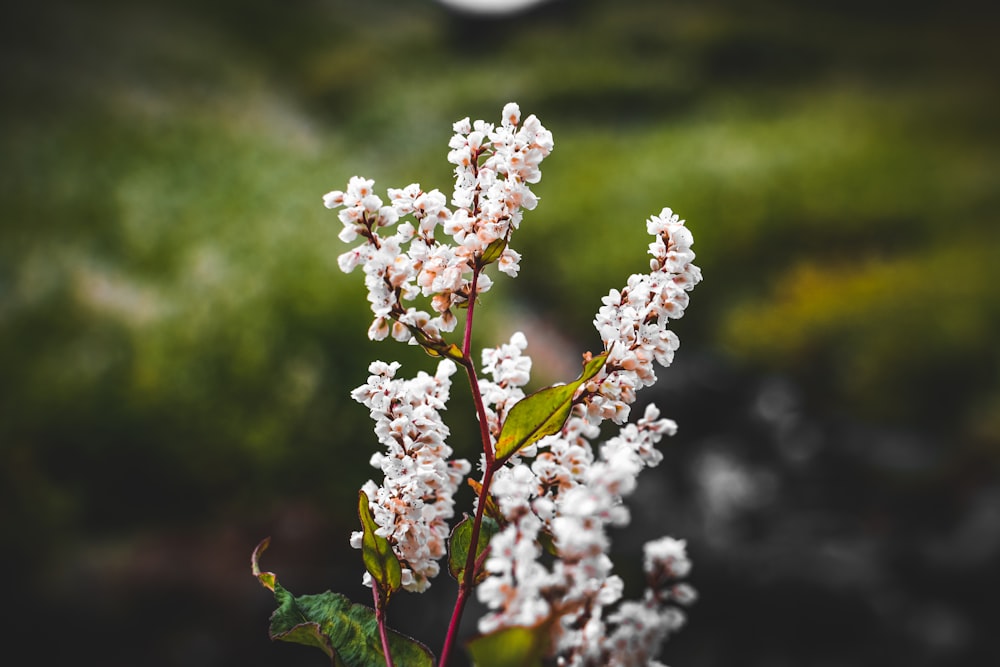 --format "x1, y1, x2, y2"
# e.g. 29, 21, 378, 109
1, 0, 999, 660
